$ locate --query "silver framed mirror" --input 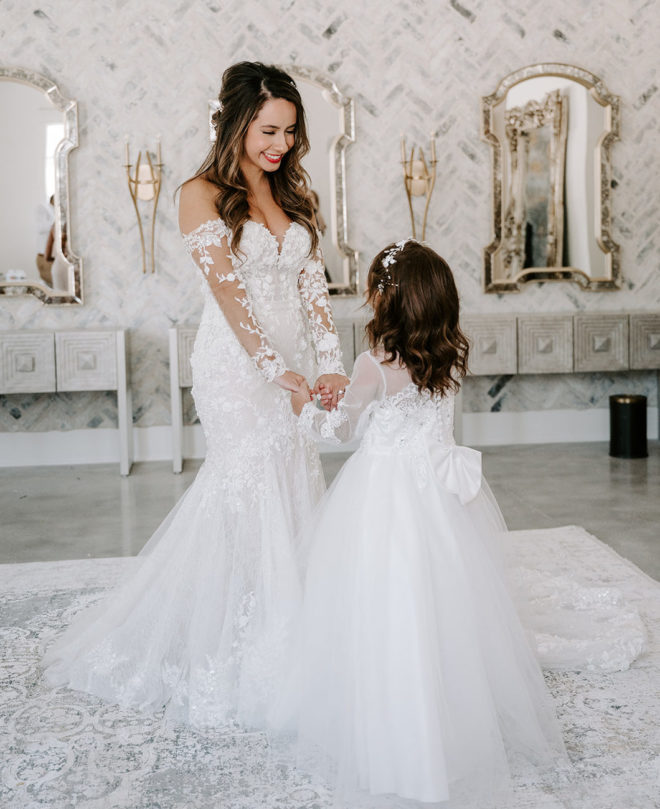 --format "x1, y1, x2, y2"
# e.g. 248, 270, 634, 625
482, 63, 620, 292
208, 64, 358, 295
0, 66, 82, 304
